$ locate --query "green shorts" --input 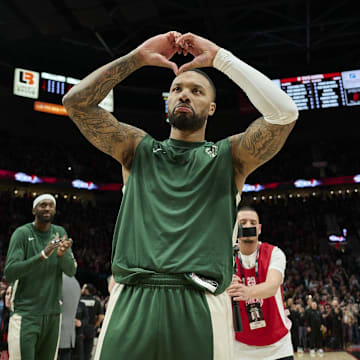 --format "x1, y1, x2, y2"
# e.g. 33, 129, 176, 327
8, 313, 61, 360
95, 274, 234, 360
